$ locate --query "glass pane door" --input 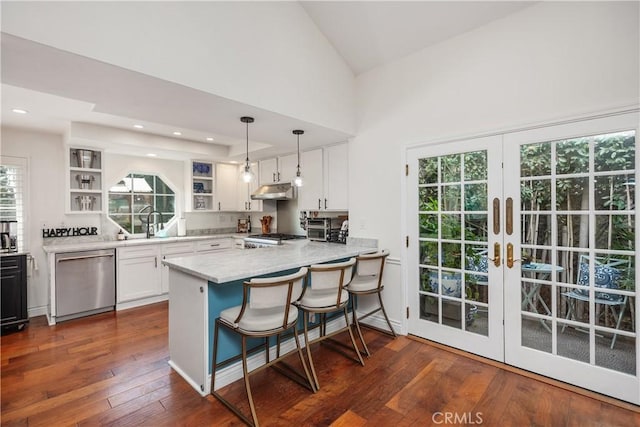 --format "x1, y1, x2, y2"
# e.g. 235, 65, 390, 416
407, 136, 504, 361
504, 112, 639, 404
